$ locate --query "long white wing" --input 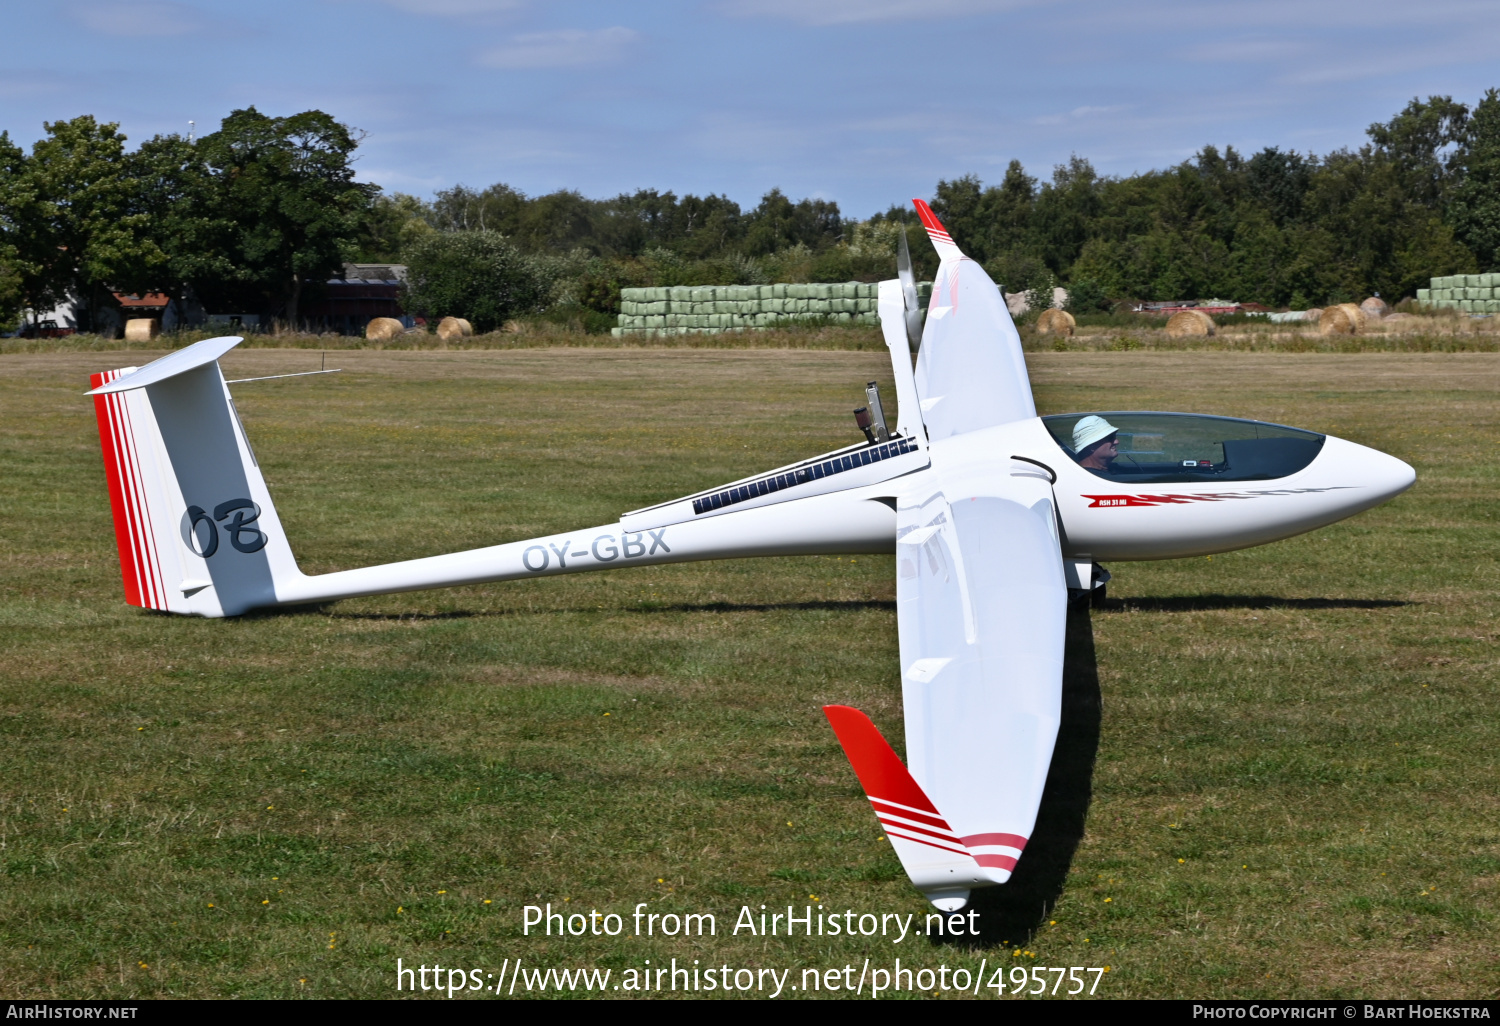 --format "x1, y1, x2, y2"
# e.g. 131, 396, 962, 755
911, 199, 1035, 440
895, 456, 1067, 886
